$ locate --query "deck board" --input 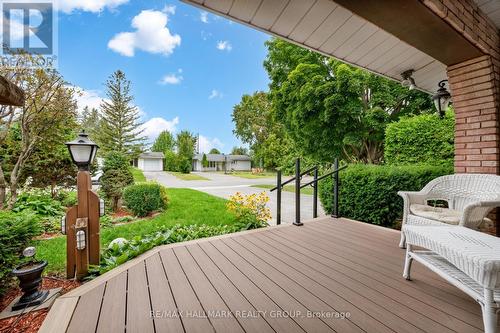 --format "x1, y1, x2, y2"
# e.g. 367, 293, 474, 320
45, 217, 498, 333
